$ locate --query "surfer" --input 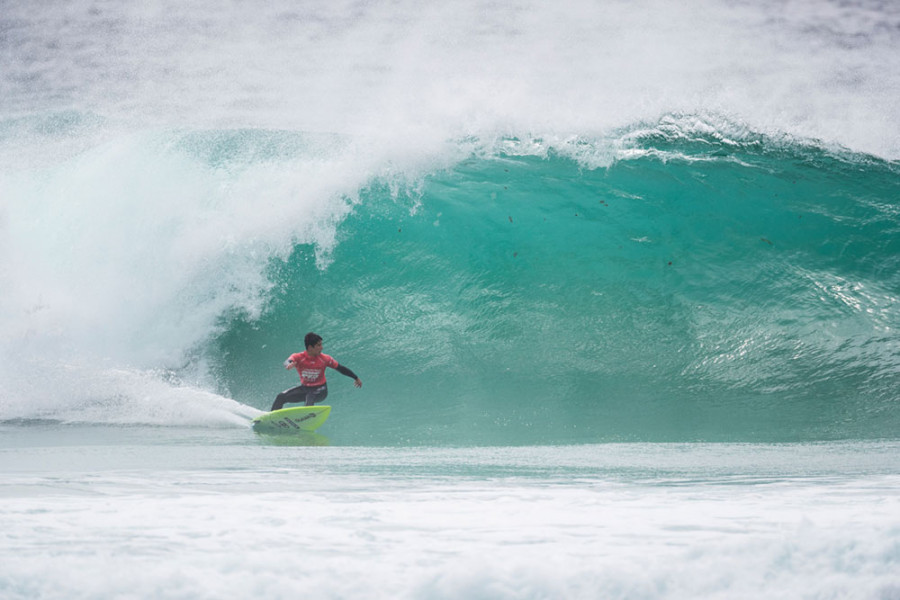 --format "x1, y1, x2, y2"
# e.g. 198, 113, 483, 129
271, 332, 362, 411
